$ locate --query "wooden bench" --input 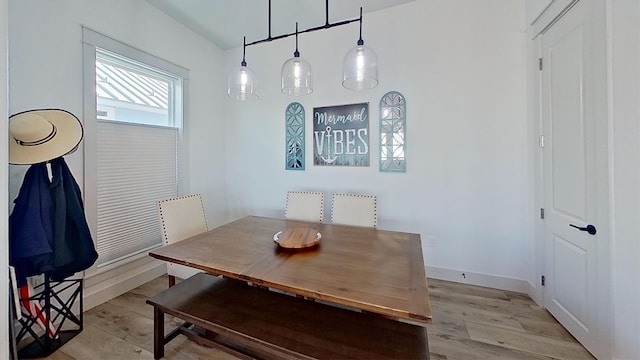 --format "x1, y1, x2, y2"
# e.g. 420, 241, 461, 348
146, 273, 429, 359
